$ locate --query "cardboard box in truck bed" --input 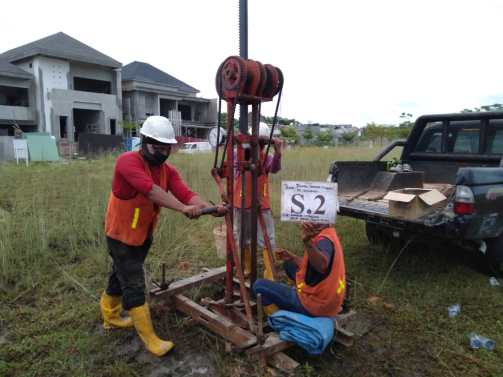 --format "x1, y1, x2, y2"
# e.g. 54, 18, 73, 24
383, 188, 447, 220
